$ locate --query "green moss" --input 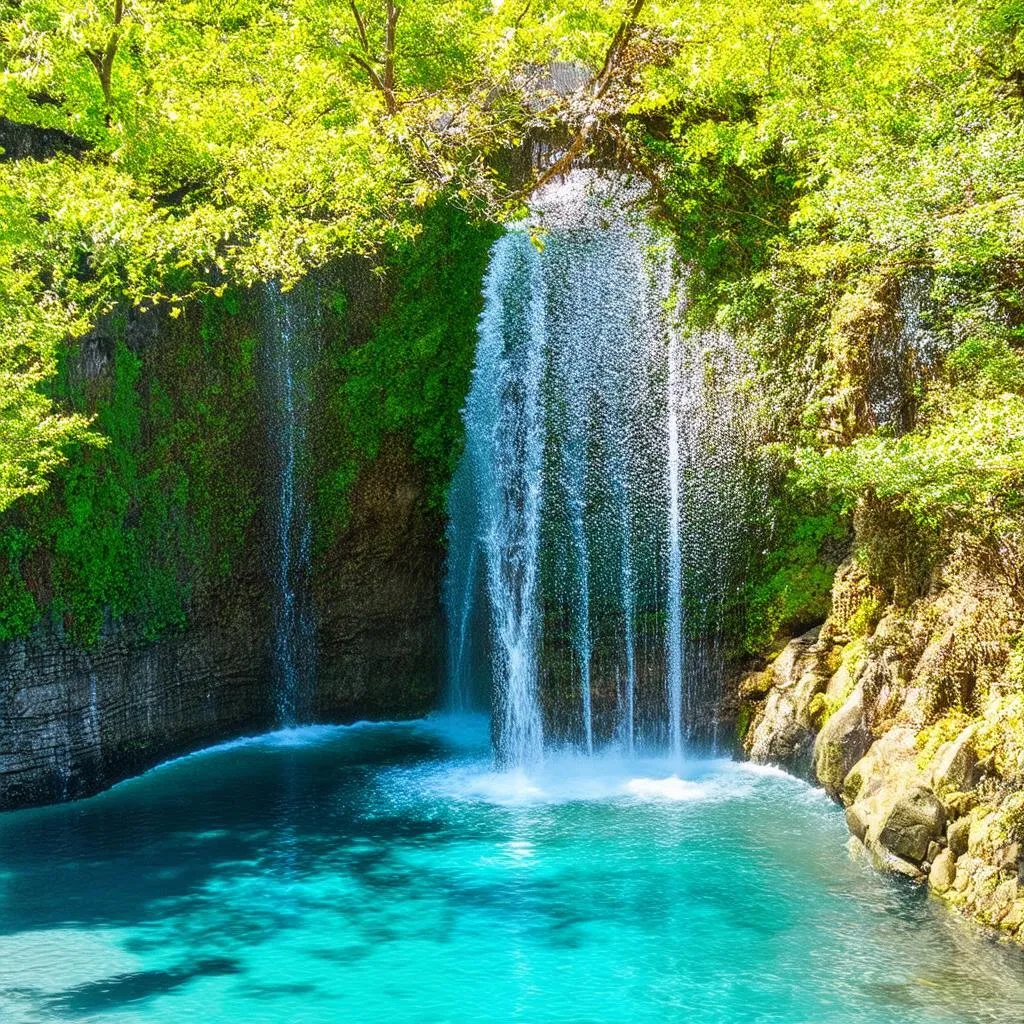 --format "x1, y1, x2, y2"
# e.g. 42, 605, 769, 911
976, 695, 1024, 783
848, 595, 882, 639
916, 712, 975, 772
0, 527, 40, 641
736, 702, 753, 743
807, 692, 842, 732
0, 290, 260, 647
841, 638, 868, 680
316, 200, 499, 542
738, 493, 850, 656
